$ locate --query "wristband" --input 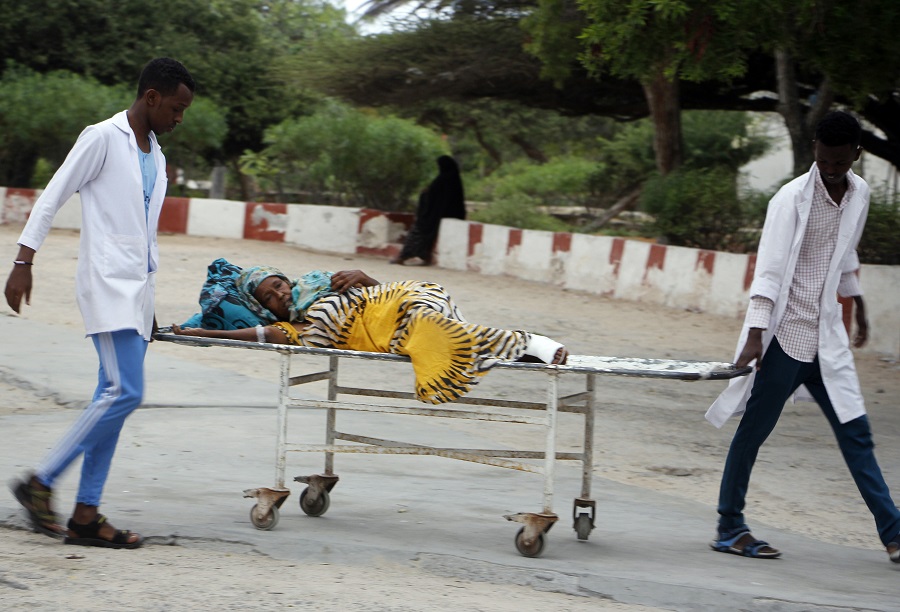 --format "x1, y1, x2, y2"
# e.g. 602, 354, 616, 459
256, 325, 266, 343
13, 260, 33, 266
